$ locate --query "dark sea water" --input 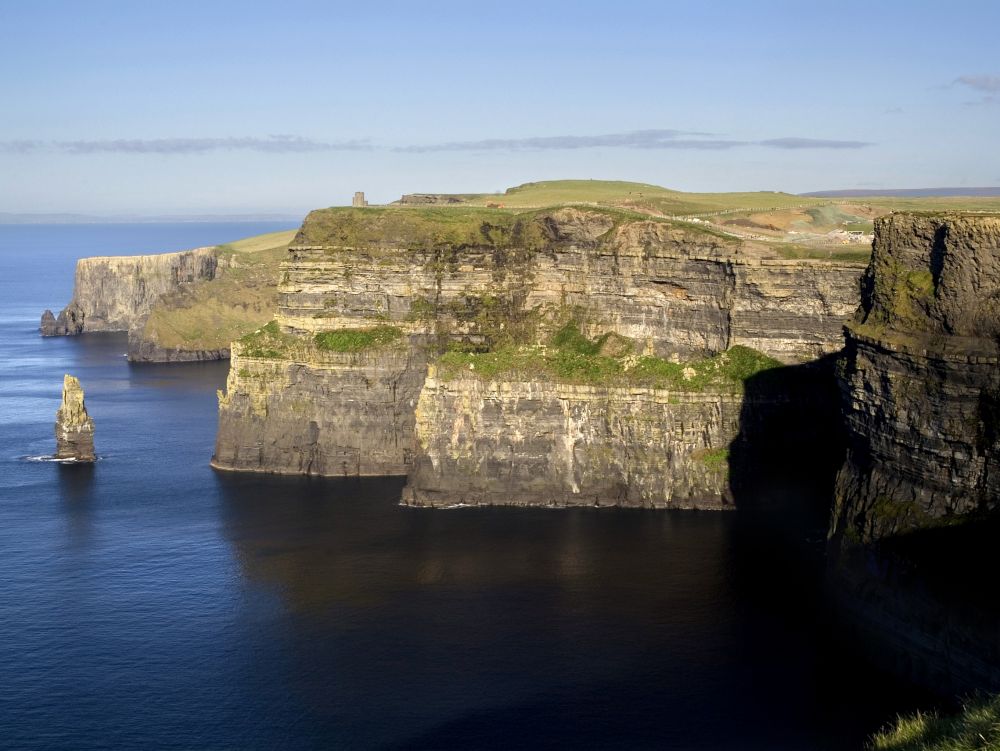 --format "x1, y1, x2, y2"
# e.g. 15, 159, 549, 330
0, 224, 921, 750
